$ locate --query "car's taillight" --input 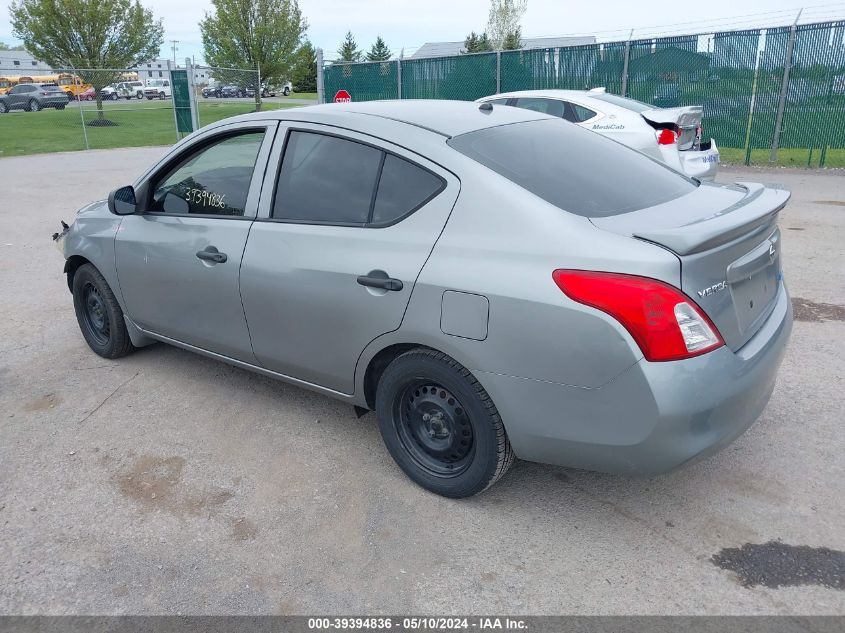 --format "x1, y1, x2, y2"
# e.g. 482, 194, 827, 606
656, 128, 677, 145
552, 270, 724, 362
